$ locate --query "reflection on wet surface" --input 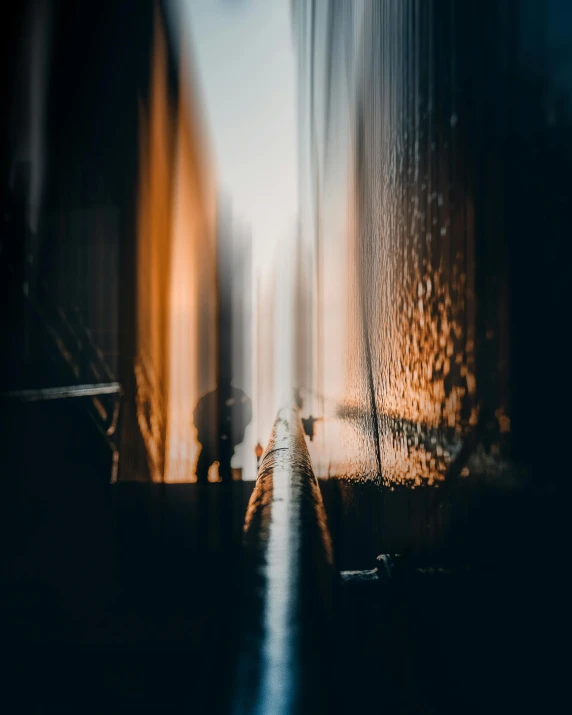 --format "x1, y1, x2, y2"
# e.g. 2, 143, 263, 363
294, 1, 519, 487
